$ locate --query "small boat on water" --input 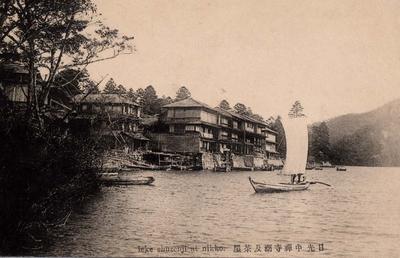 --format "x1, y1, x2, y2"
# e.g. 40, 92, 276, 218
99, 174, 155, 186
321, 161, 335, 168
249, 177, 310, 193
336, 166, 347, 171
